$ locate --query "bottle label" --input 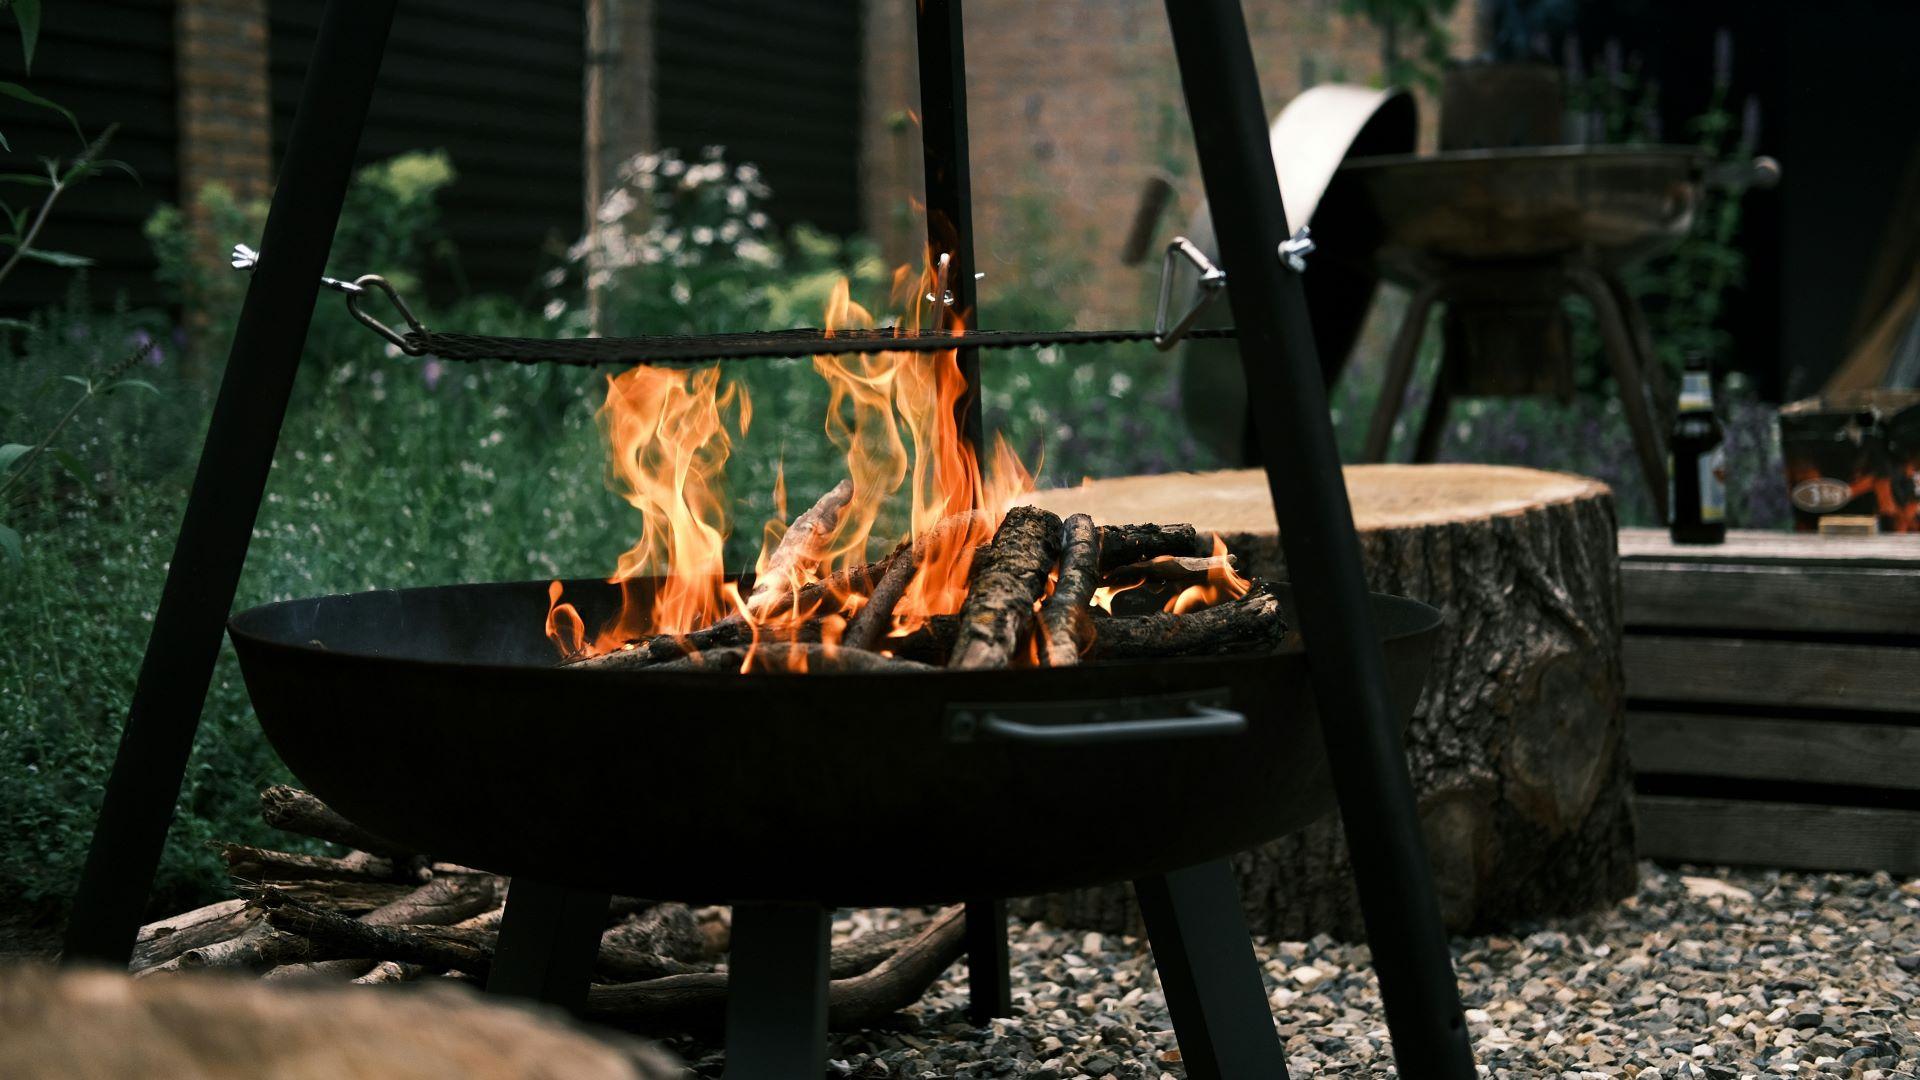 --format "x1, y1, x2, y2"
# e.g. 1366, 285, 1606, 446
1678, 372, 1714, 412
1699, 444, 1726, 523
